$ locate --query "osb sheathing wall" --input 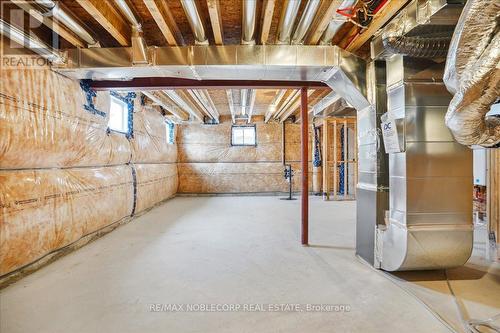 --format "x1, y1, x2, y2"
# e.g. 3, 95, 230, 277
0, 57, 177, 277
177, 117, 313, 194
